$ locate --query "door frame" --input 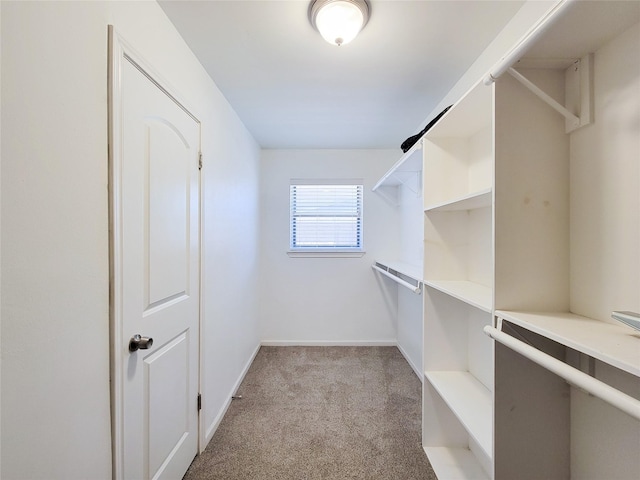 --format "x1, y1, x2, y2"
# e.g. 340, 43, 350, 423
107, 26, 204, 480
